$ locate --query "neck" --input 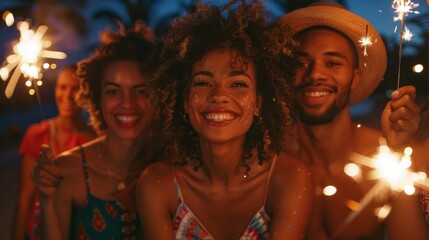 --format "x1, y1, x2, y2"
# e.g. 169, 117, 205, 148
198, 136, 247, 183
54, 114, 83, 131
296, 109, 356, 166
103, 133, 154, 171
